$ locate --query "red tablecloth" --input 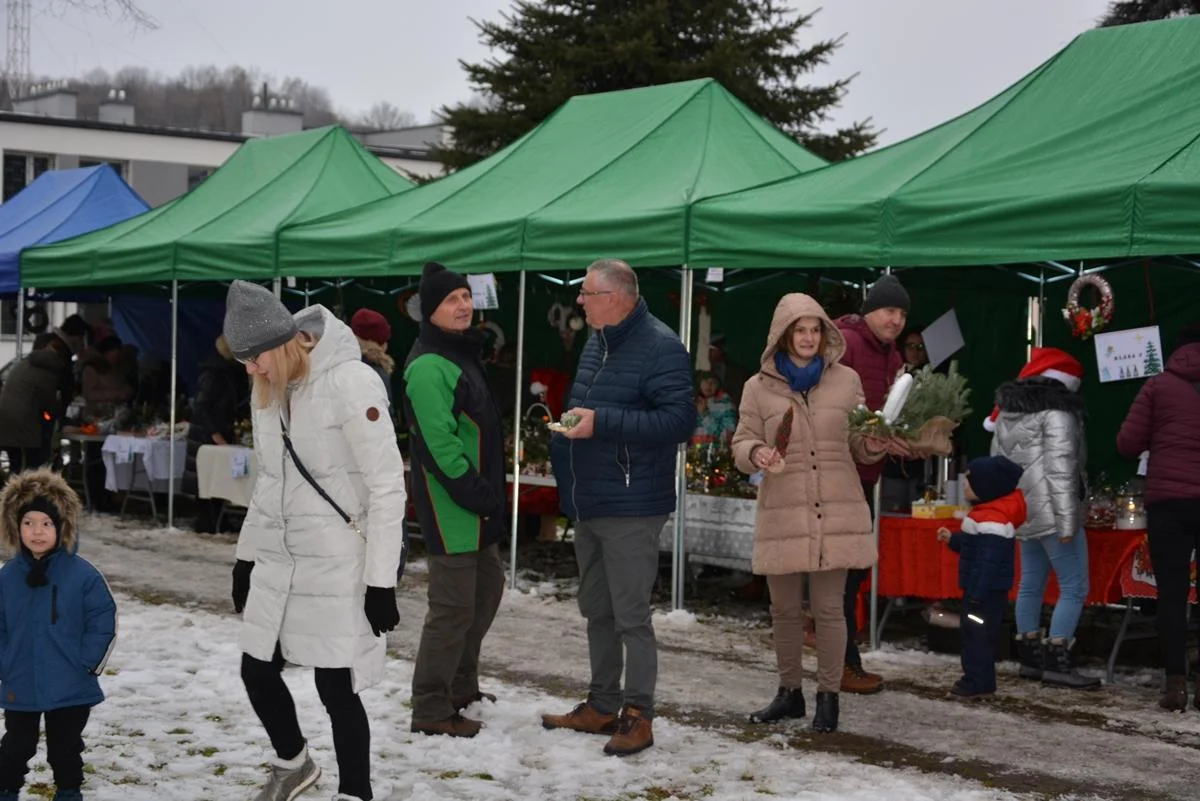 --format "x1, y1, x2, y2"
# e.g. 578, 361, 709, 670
1118, 533, 1198, 602
875, 516, 1144, 605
